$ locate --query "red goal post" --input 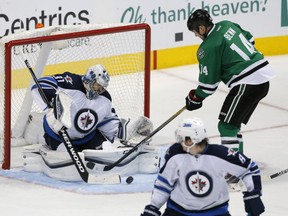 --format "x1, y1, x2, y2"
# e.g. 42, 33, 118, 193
0, 23, 151, 169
